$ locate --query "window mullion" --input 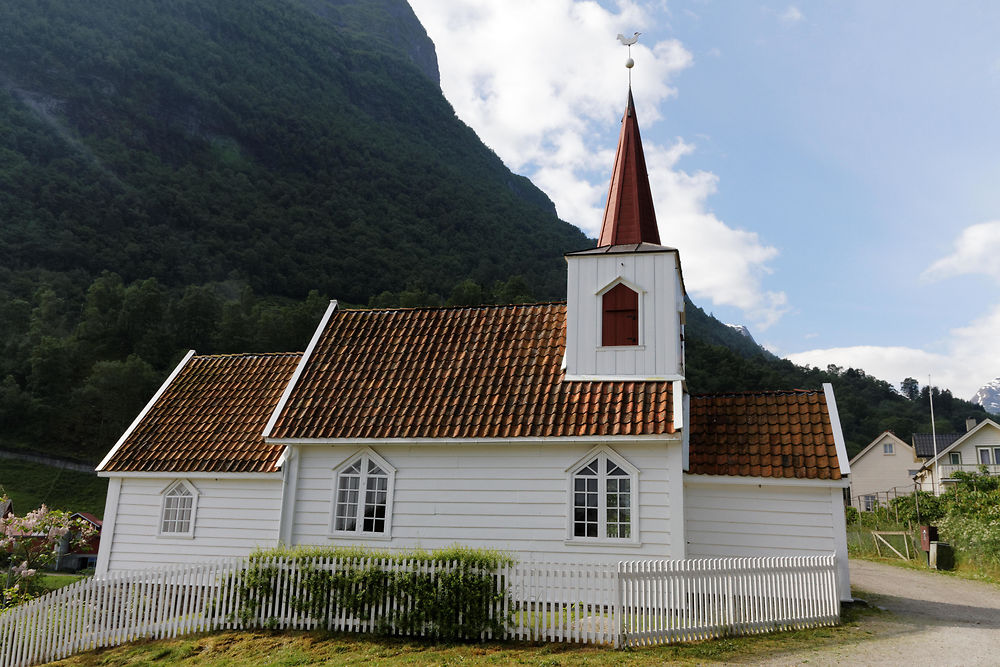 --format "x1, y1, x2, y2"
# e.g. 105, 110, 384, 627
355, 459, 368, 532
598, 453, 607, 540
